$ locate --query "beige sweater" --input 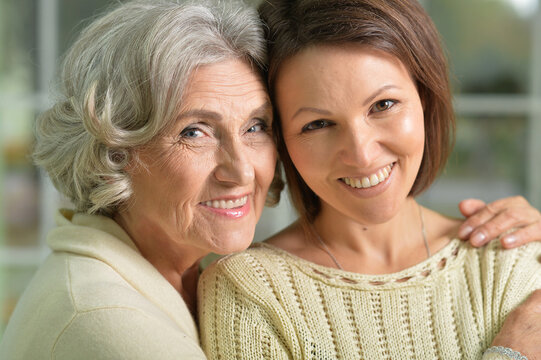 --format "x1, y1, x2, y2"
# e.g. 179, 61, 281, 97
199, 239, 541, 359
0, 210, 206, 360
